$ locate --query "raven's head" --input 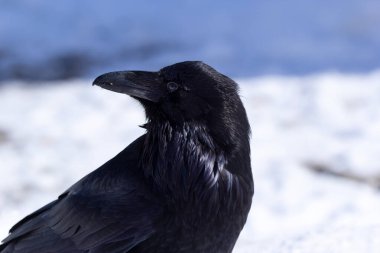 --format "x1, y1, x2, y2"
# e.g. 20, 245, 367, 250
93, 61, 250, 153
